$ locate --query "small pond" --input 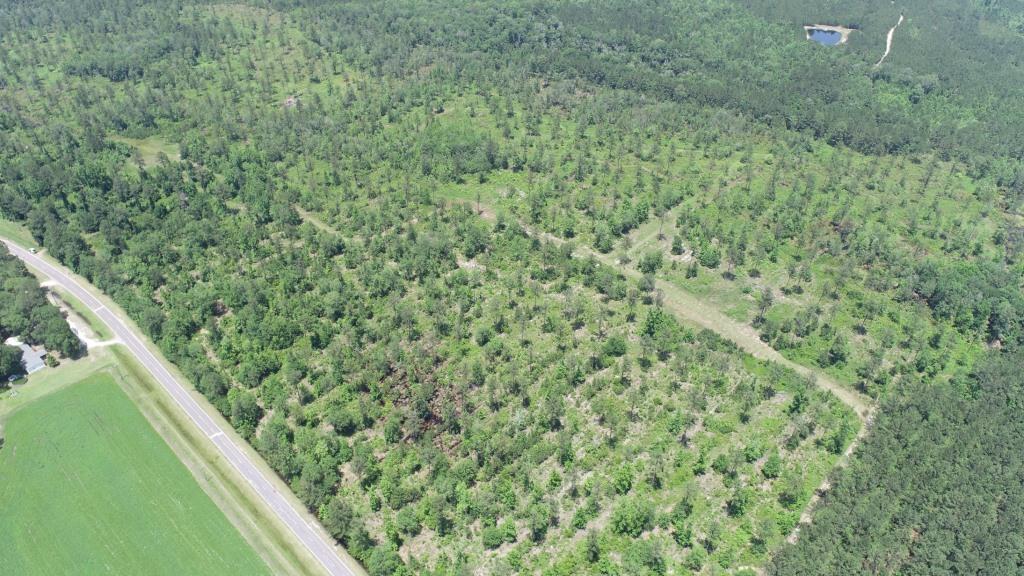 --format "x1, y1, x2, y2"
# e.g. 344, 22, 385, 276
808, 28, 842, 46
